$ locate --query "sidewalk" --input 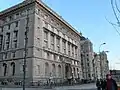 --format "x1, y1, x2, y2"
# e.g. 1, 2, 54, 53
0, 83, 97, 90
54, 83, 96, 90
